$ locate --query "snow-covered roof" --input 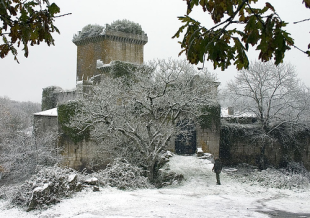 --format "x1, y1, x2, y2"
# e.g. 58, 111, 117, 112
34, 108, 58, 117
221, 108, 256, 118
